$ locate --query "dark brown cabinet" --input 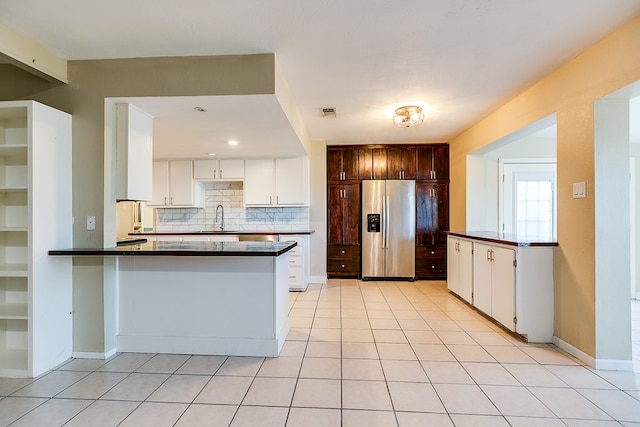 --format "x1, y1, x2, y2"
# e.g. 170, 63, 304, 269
327, 143, 449, 280
358, 148, 387, 180
327, 183, 361, 278
415, 182, 449, 279
327, 147, 359, 181
417, 145, 449, 180
387, 147, 417, 180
